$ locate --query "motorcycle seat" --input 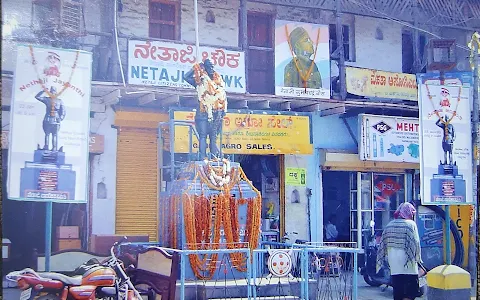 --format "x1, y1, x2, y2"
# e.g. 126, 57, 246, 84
40, 272, 83, 286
